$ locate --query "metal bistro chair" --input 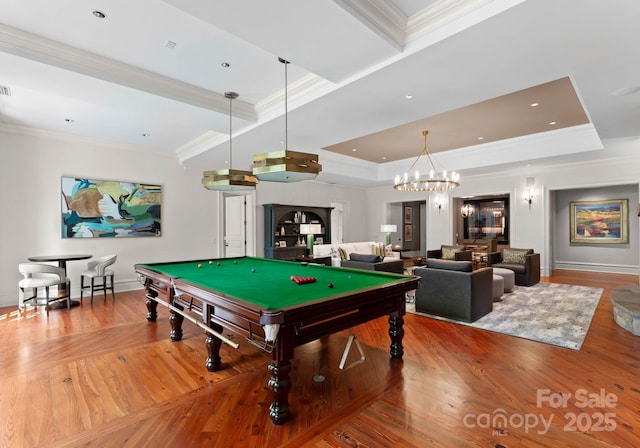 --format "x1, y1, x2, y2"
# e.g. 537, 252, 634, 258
18, 262, 71, 316
80, 254, 117, 303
